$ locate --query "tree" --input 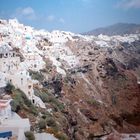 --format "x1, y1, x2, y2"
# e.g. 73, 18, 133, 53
5, 83, 14, 94
24, 131, 35, 140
